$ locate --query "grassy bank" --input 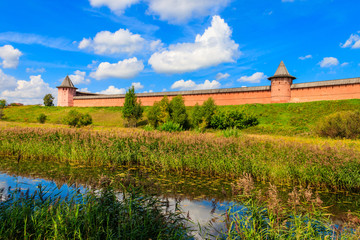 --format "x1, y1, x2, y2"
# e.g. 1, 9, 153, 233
3, 99, 360, 135
0, 186, 190, 239
1, 125, 360, 190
